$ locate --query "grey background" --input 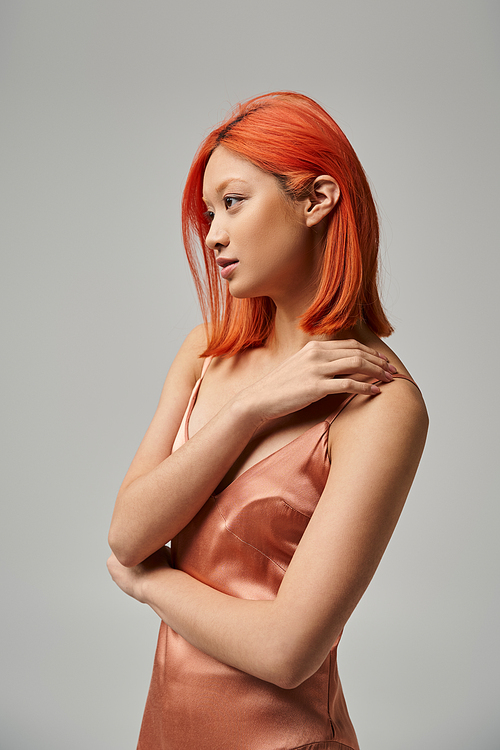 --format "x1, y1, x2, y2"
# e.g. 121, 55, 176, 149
1, 1, 498, 748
